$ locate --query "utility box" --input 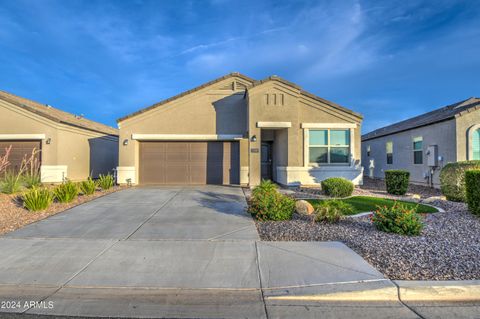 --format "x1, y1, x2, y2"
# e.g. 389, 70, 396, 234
427, 145, 438, 167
